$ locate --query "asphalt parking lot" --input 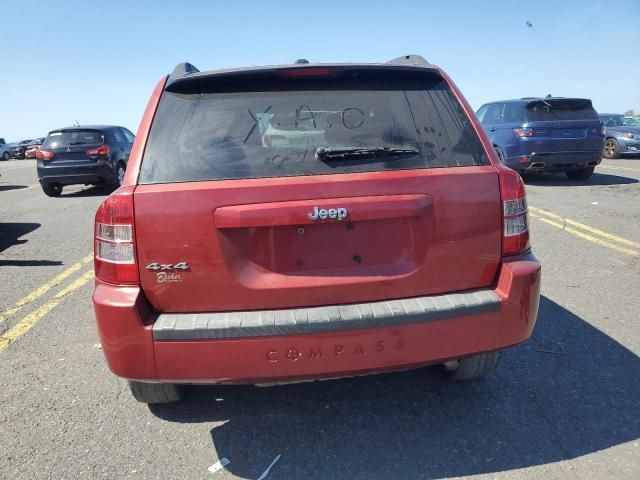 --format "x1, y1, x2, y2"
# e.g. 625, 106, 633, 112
1, 159, 639, 480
